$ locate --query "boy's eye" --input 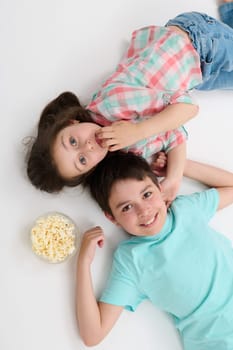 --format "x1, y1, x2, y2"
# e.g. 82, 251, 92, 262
122, 204, 132, 212
69, 136, 77, 147
143, 191, 152, 199
79, 155, 86, 165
